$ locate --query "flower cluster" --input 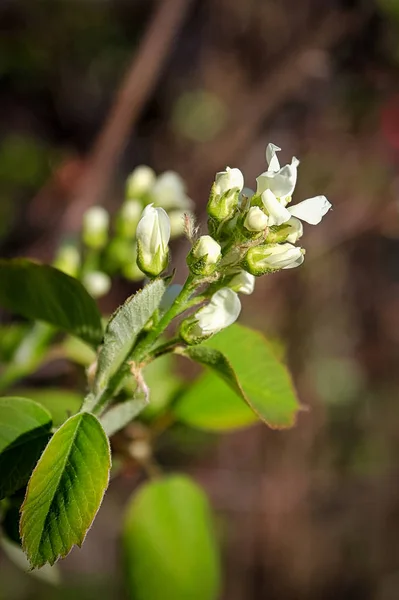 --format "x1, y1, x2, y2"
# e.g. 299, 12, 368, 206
135, 143, 331, 344
54, 167, 193, 297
